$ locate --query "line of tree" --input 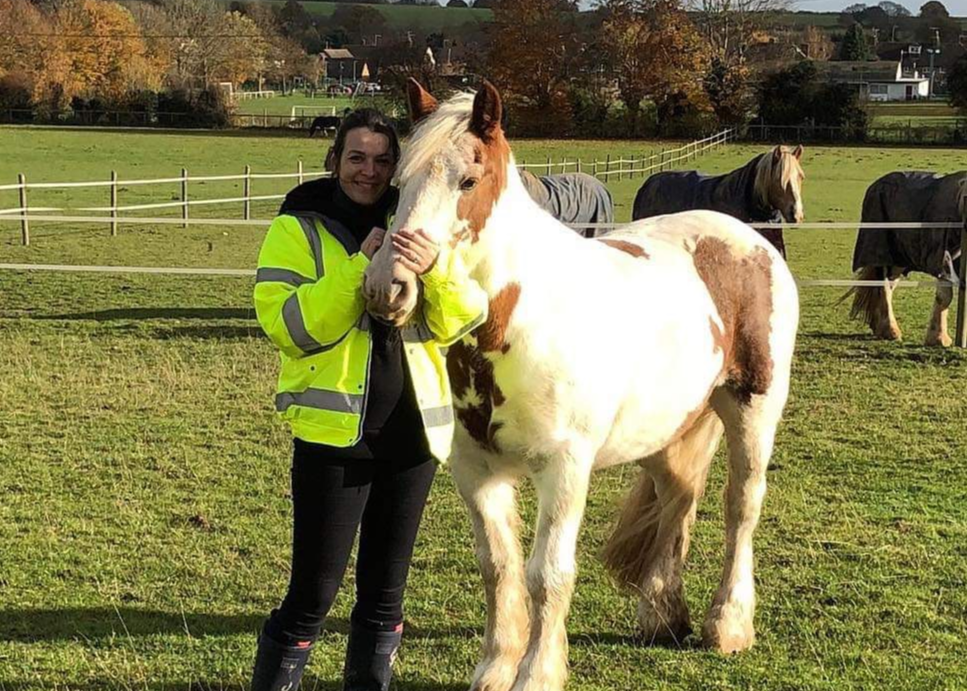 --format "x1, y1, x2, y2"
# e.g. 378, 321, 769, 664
0, 0, 318, 123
